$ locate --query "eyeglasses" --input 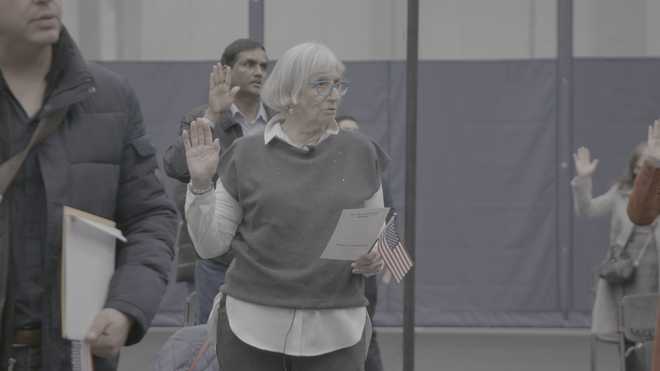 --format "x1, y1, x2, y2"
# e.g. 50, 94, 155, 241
309, 80, 350, 98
